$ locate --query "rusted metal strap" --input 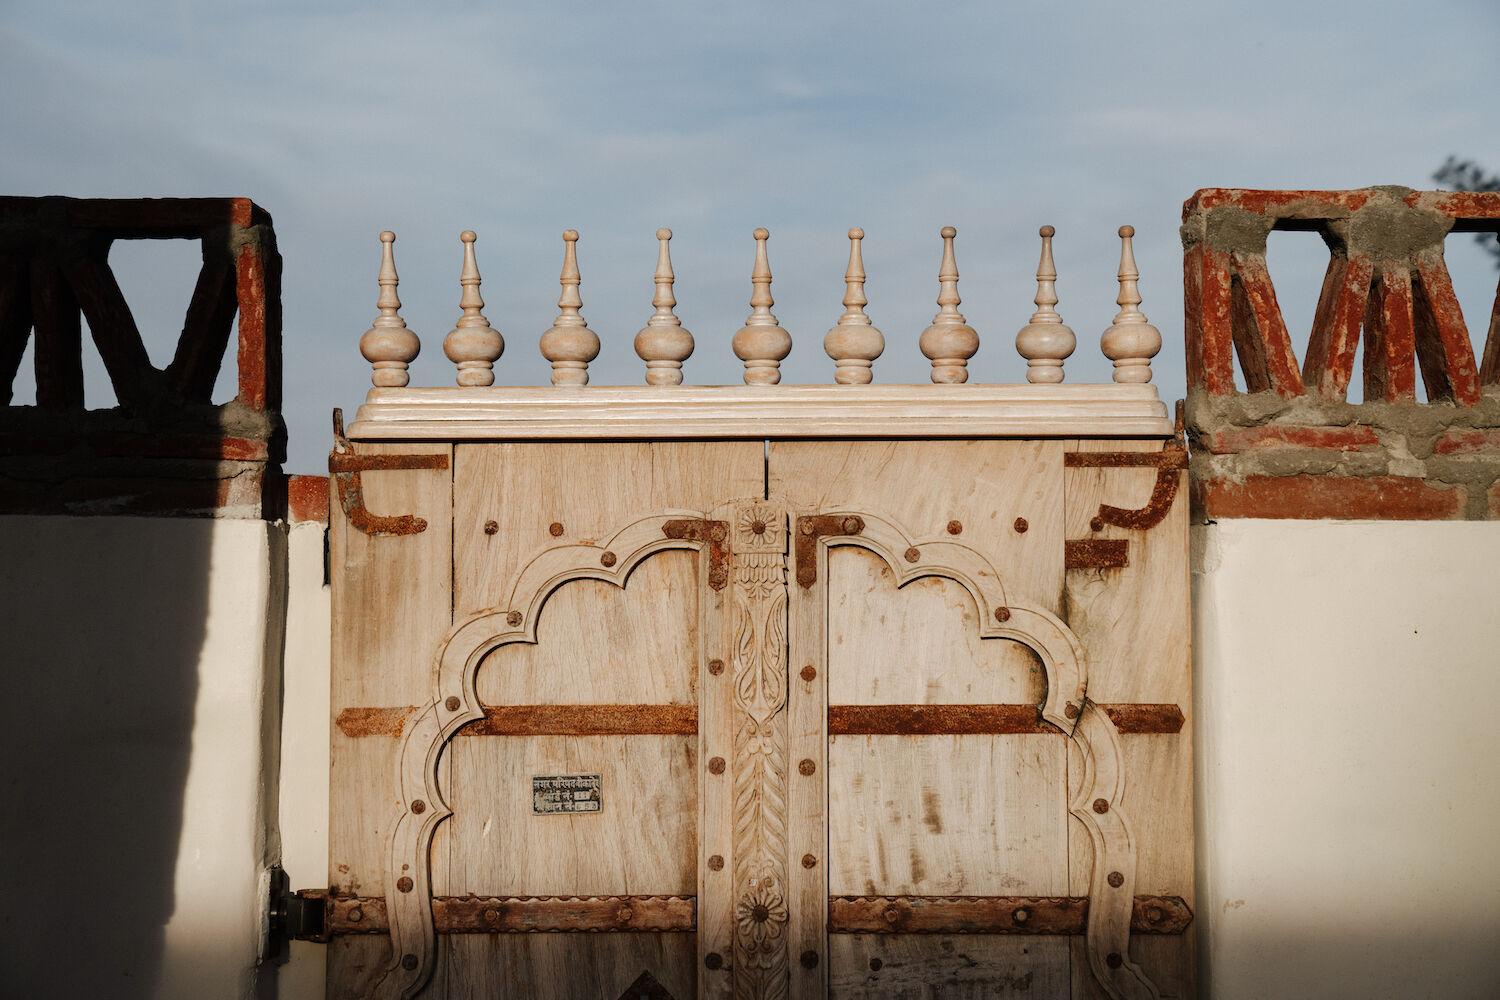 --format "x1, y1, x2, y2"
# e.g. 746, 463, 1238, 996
829, 703, 1184, 736
460, 704, 697, 736
329, 449, 449, 537
1102, 703, 1185, 734
661, 518, 730, 590
828, 895, 1192, 935
830, 704, 1057, 735
1065, 447, 1186, 531
335, 704, 698, 738
794, 513, 865, 588
314, 894, 696, 935
1065, 538, 1129, 568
